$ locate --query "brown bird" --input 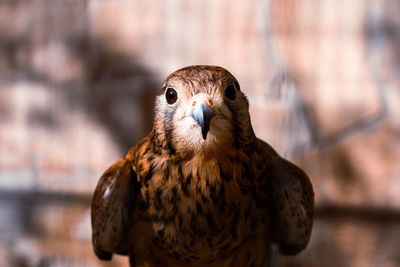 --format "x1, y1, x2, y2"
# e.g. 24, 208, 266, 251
91, 65, 314, 267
